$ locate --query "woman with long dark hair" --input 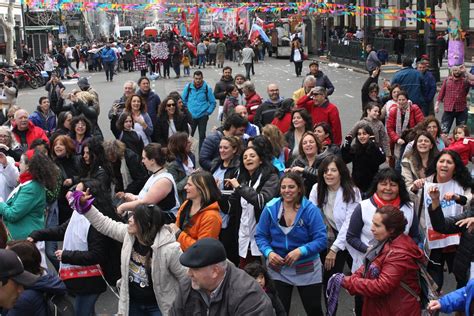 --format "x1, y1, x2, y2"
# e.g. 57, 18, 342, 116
288, 131, 322, 196
50, 111, 73, 143
256, 172, 326, 315
69, 115, 92, 155
124, 94, 153, 146
423, 150, 472, 290
224, 145, 279, 268
313, 122, 341, 166
79, 137, 113, 196
115, 112, 144, 156
153, 96, 189, 146
65, 188, 187, 316
285, 108, 313, 161
341, 125, 386, 196
309, 155, 361, 311
272, 98, 295, 134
